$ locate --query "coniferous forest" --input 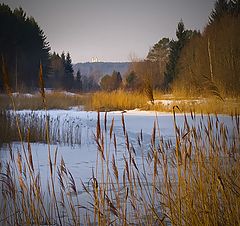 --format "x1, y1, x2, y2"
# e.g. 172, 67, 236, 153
0, 3, 78, 92
0, 4, 50, 91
